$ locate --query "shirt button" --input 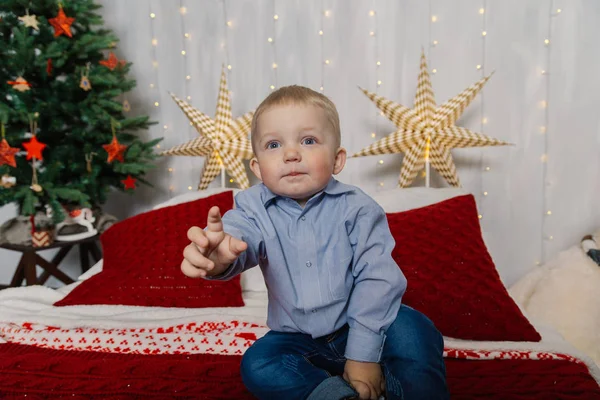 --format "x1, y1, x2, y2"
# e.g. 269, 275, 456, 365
312, 309, 317, 313
301, 216, 306, 221
306, 261, 312, 267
